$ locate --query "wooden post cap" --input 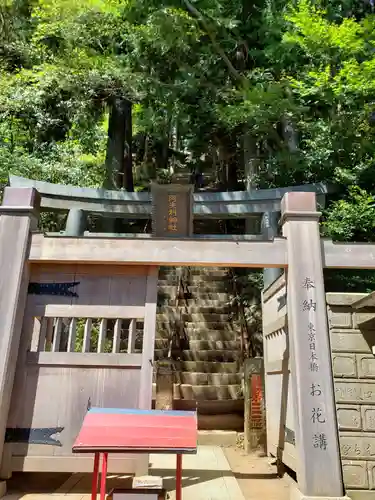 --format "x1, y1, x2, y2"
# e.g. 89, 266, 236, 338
281, 191, 317, 214
2, 187, 41, 213
281, 191, 321, 224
